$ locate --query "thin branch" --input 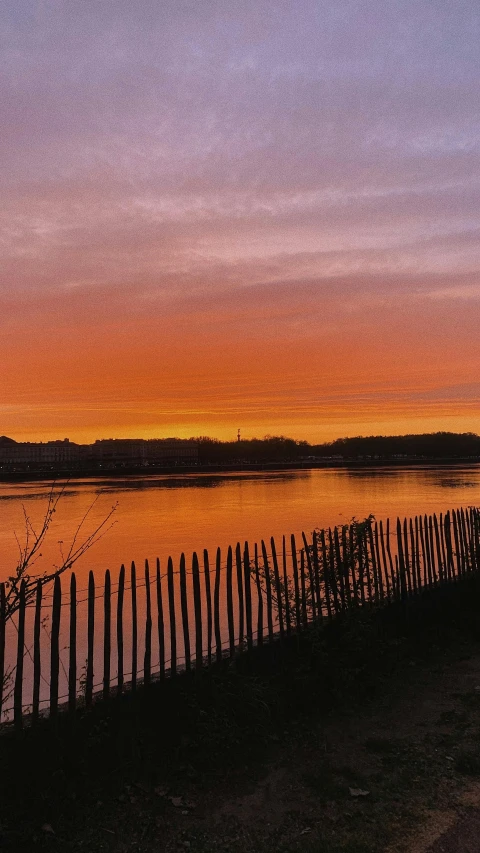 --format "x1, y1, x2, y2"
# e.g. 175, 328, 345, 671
3, 483, 118, 622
